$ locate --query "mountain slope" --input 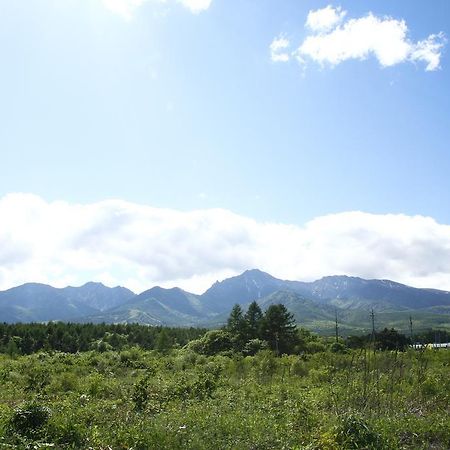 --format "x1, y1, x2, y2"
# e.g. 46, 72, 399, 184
199, 270, 450, 313
305, 276, 450, 310
258, 290, 336, 322
0, 283, 99, 323
62, 282, 135, 311
84, 286, 211, 326
200, 269, 285, 312
0, 282, 135, 323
